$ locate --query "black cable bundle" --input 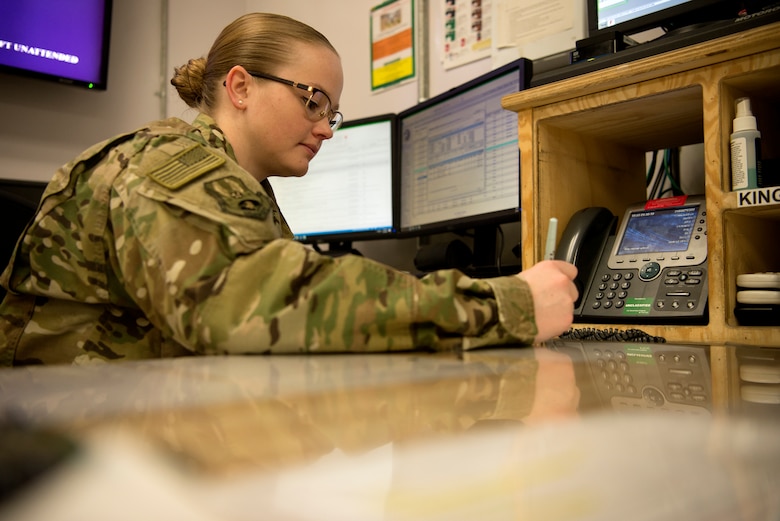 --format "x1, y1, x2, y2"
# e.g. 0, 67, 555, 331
646, 148, 684, 200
